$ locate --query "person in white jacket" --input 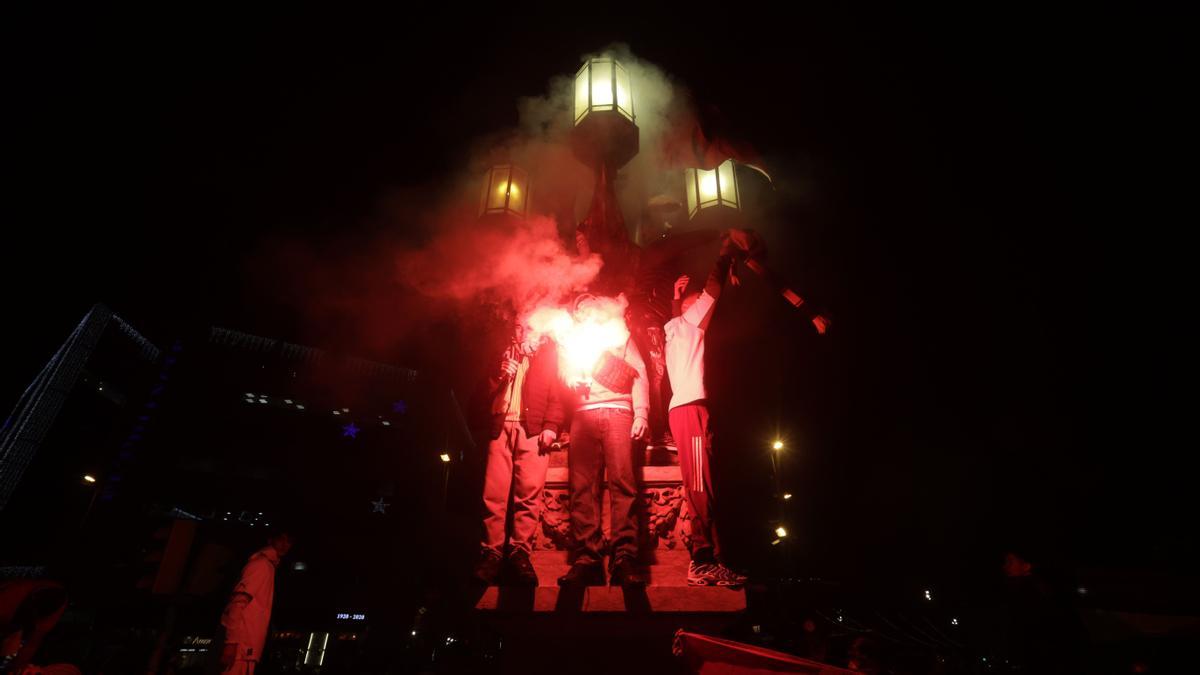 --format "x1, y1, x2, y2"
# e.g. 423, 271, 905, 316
219, 530, 292, 674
